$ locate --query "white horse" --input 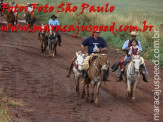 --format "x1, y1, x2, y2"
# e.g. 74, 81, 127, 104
126, 55, 144, 101
71, 52, 86, 97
